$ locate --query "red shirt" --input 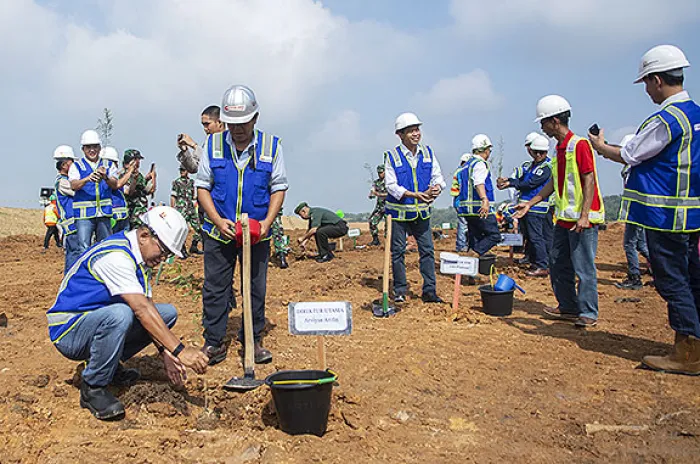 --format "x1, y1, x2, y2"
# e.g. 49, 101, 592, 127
555, 131, 601, 229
